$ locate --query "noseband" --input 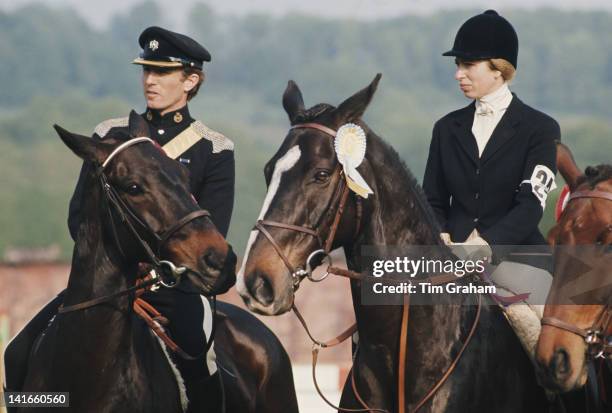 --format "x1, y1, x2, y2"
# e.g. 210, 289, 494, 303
254, 123, 362, 290
541, 186, 612, 359
60, 137, 212, 313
